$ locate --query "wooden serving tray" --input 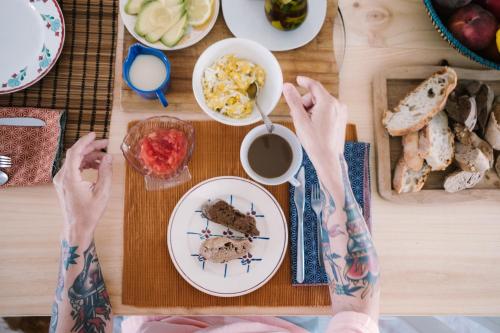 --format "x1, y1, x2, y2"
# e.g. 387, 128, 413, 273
373, 66, 500, 204
119, 0, 338, 115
